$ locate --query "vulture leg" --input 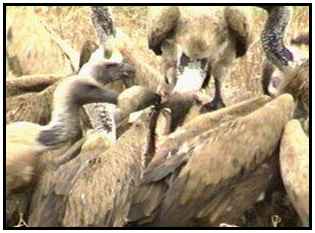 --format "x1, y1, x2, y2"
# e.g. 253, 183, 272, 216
147, 6, 180, 55
200, 65, 228, 112
207, 76, 225, 110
